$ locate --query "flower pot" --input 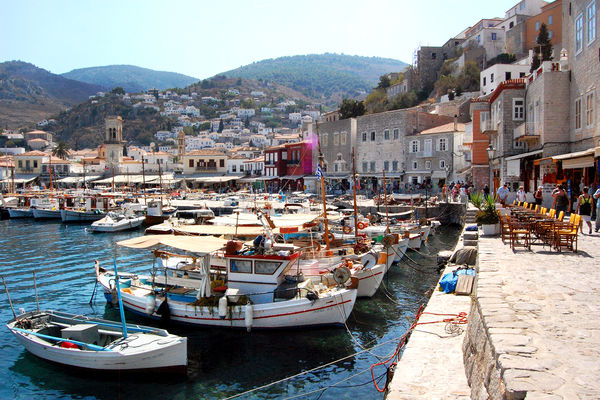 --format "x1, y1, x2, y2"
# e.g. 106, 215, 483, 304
481, 223, 499, 236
